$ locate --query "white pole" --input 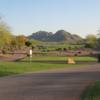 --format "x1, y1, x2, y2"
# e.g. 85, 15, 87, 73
29, 49, 32, 63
